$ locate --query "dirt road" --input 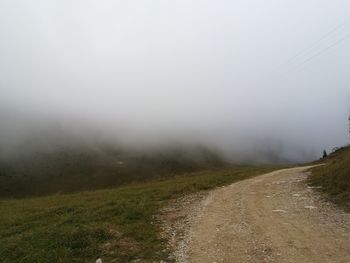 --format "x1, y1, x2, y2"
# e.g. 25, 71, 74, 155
166, 166, 350, 263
